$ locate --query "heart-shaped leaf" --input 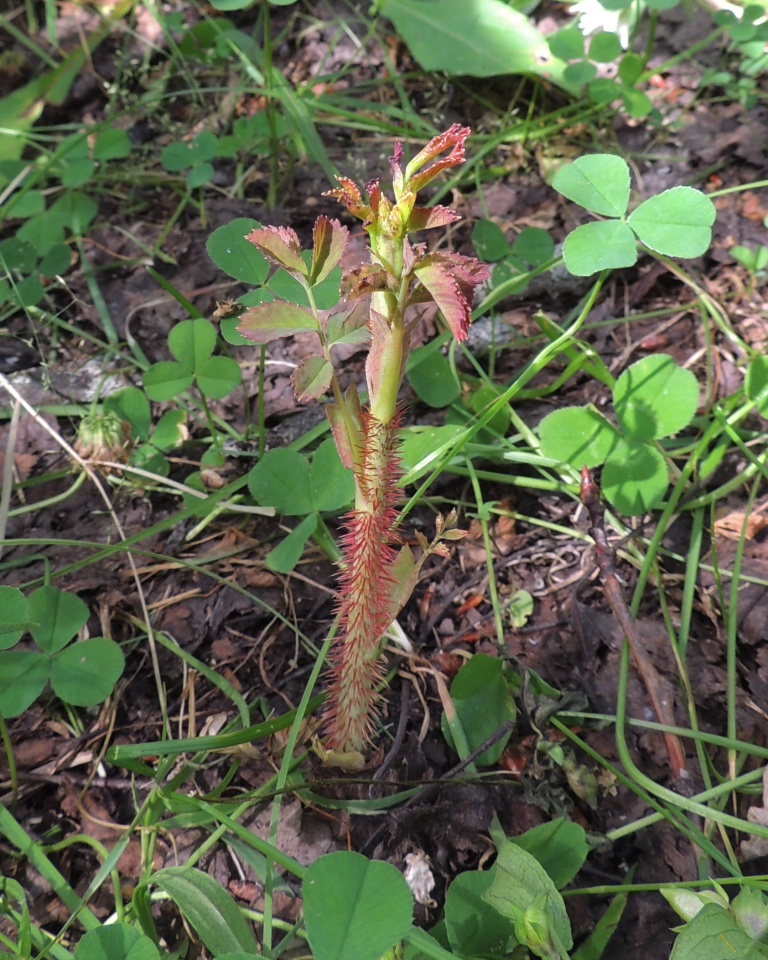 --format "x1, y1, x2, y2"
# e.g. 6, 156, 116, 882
552, 154, 630, 217
303, 852, 414, 960
628, 186, 716, 258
